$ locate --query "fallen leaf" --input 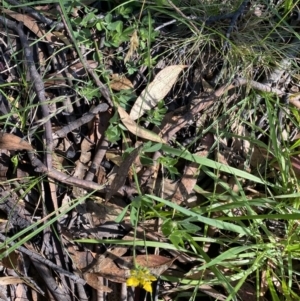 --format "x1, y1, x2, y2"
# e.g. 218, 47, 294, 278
98, 254, 175, 283
110, 74, 134, 91
106, 145, 143, 201
0, 248, 20, 270
3, 9, 56, 43
69, 60, 98, 77
0, 133, 33, 151
118, 106, 166, 143
94, 258, 127, 283
130, 65, 187, 120
68, 247, 95, 270
121, 255, 176, 277
181, 133, 214, 197
43, 73, 69, 88
87, 198, 126, 224
84, 273, 112, 292
106, 151, 123, 166
0, 276, 25, 285
51, 31, 71, 45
